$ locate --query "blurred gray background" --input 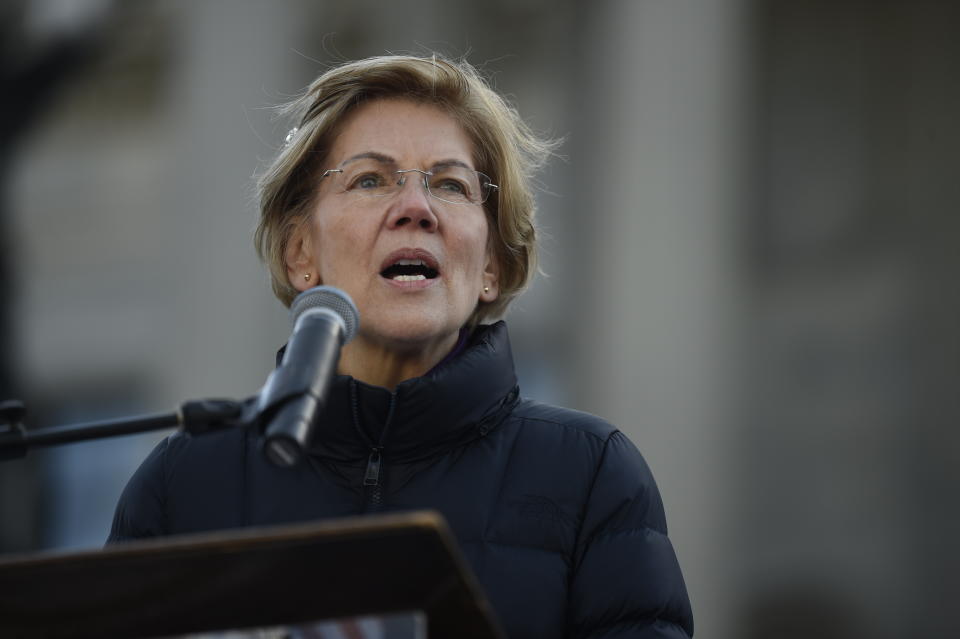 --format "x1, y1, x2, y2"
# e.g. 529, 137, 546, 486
1, 1, 958, 637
